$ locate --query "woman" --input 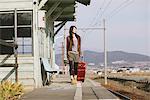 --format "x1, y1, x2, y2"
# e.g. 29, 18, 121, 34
66, 26, 81, 84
